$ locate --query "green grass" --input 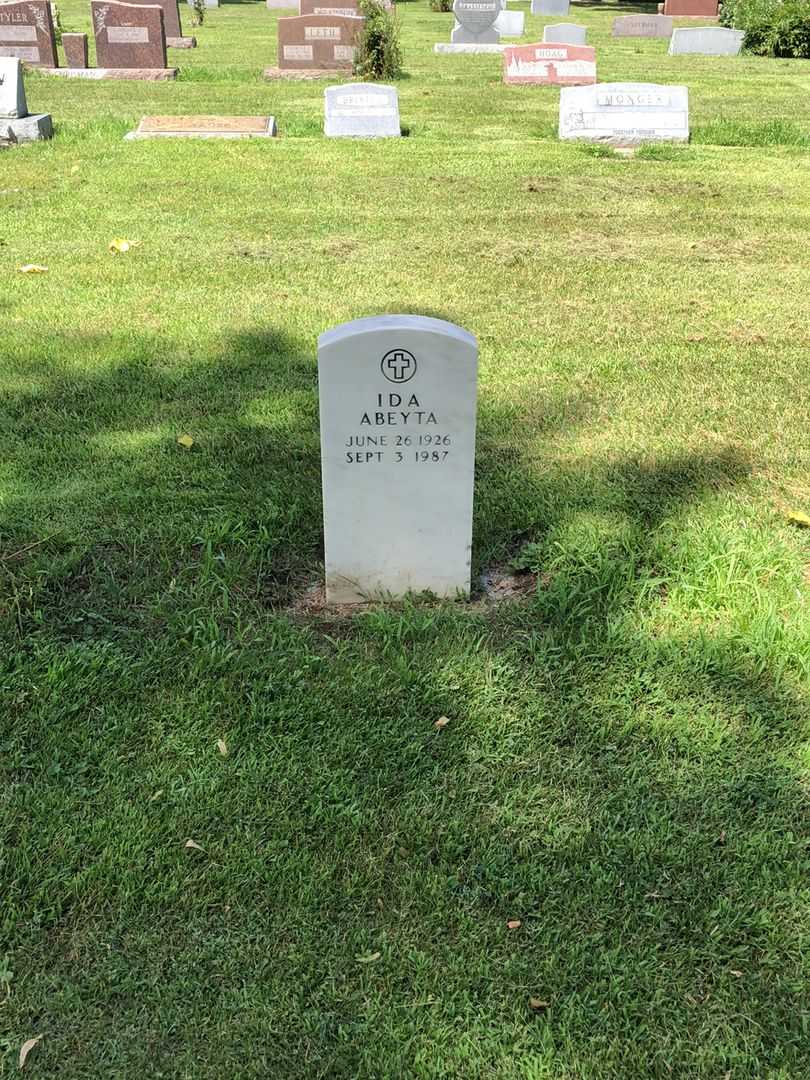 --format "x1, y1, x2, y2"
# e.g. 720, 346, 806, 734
2, 1, 810, 1077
